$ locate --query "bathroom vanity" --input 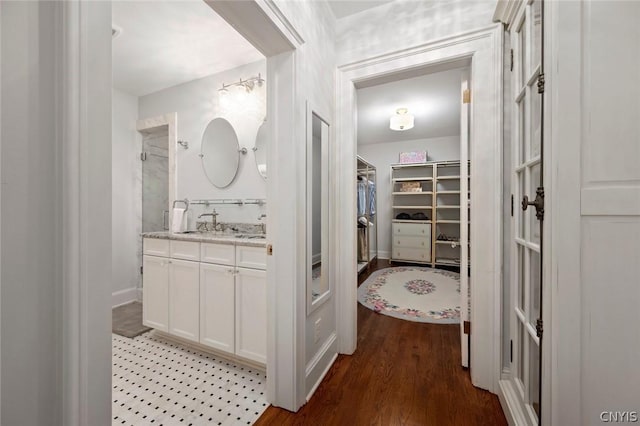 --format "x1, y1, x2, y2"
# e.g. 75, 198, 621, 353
141, 232, 267, 366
